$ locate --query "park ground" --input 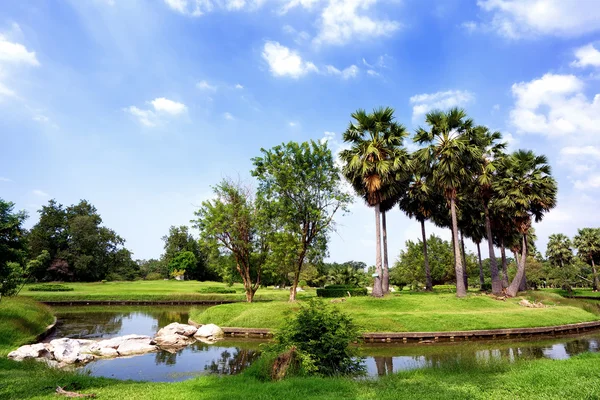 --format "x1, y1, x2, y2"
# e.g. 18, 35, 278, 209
2, 284, 600, 399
